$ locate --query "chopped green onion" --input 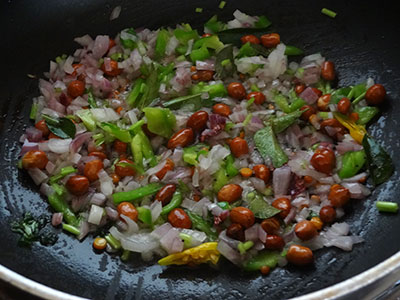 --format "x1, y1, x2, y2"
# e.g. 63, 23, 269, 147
221, 58, 231, 67
121, 249, 131, 261
376, 201, 398, 213
321, 8, 337, 18
62, 224, 80, 236
219, 1, 226, 9
49, 166, 77, 184
30, 103, 38, 120
246, 97, 255, 108
238, 241, 254, 255
243, 113, 253, 126
105, 234, 121, 249
247, 192, 255, 200
17, 160, 23, 169
251, 84, 260, 92
352, 91, 366, 105
195, 7, 203, 13
179, 233, 192, 248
